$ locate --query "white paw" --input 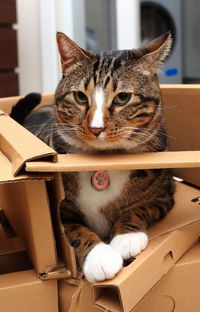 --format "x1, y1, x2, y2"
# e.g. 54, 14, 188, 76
110, 232, 148, 260
83, 242, 123, 283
